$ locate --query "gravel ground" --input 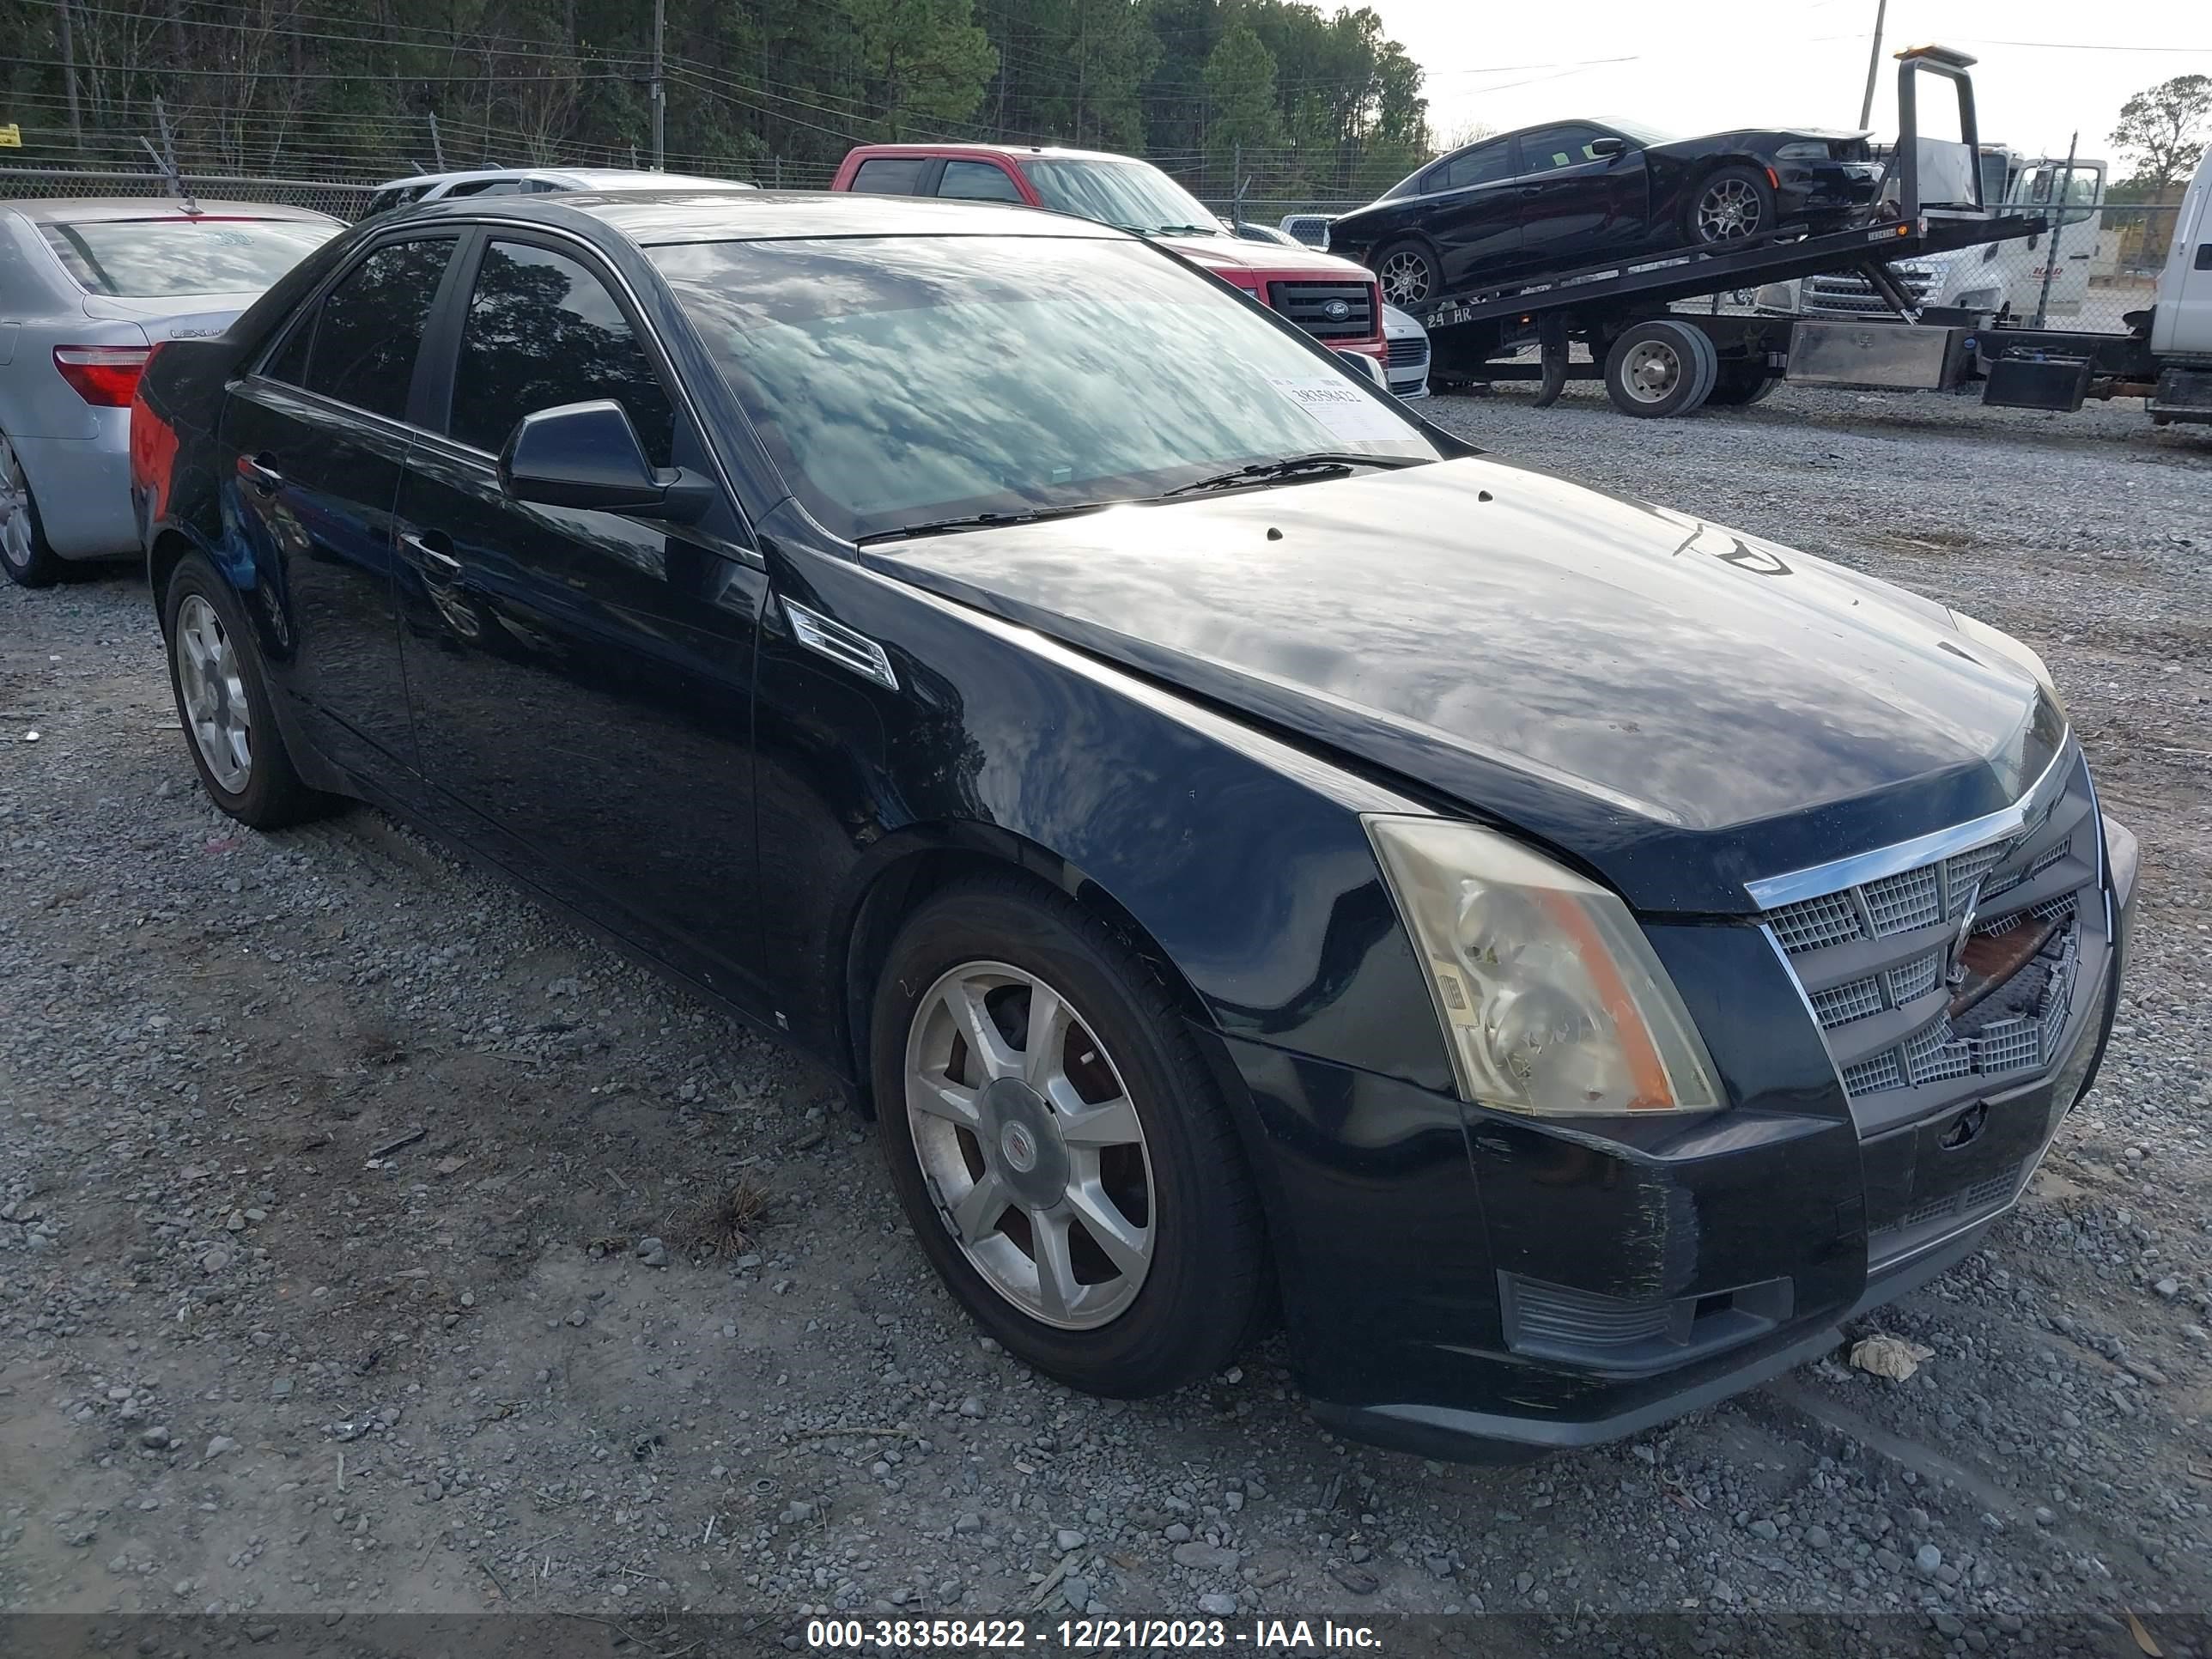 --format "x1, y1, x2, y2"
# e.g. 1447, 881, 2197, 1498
2, 383, 2209, 1650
